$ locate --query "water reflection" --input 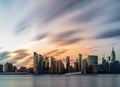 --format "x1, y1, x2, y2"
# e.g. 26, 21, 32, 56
0, 75, 120, 87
